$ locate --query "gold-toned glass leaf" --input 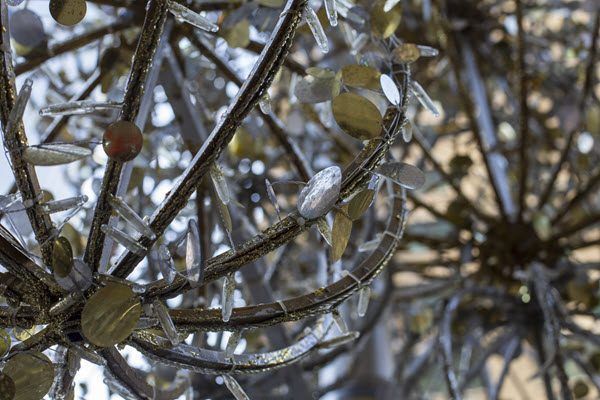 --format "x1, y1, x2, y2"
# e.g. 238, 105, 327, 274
0, 330, 10, 357
3, 352, 54, 400
348, 189, 375, 220
341, 65, 381, 90
331, 205, 352, 262
52, 236, 73, 278
393, 43, 421, 63
370, 0, 401, 39
49, 0, 87, 26
332, 93, 383, 140
0, 373, 15, 400
81, 283, 141, 347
